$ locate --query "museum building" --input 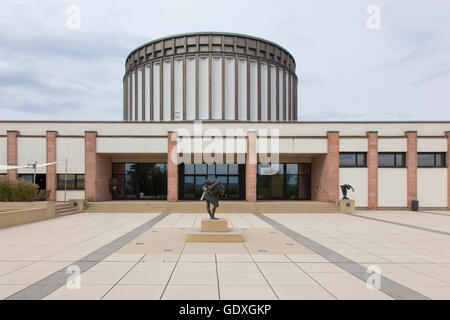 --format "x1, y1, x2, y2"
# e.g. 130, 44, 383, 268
0, 32, 449, 210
